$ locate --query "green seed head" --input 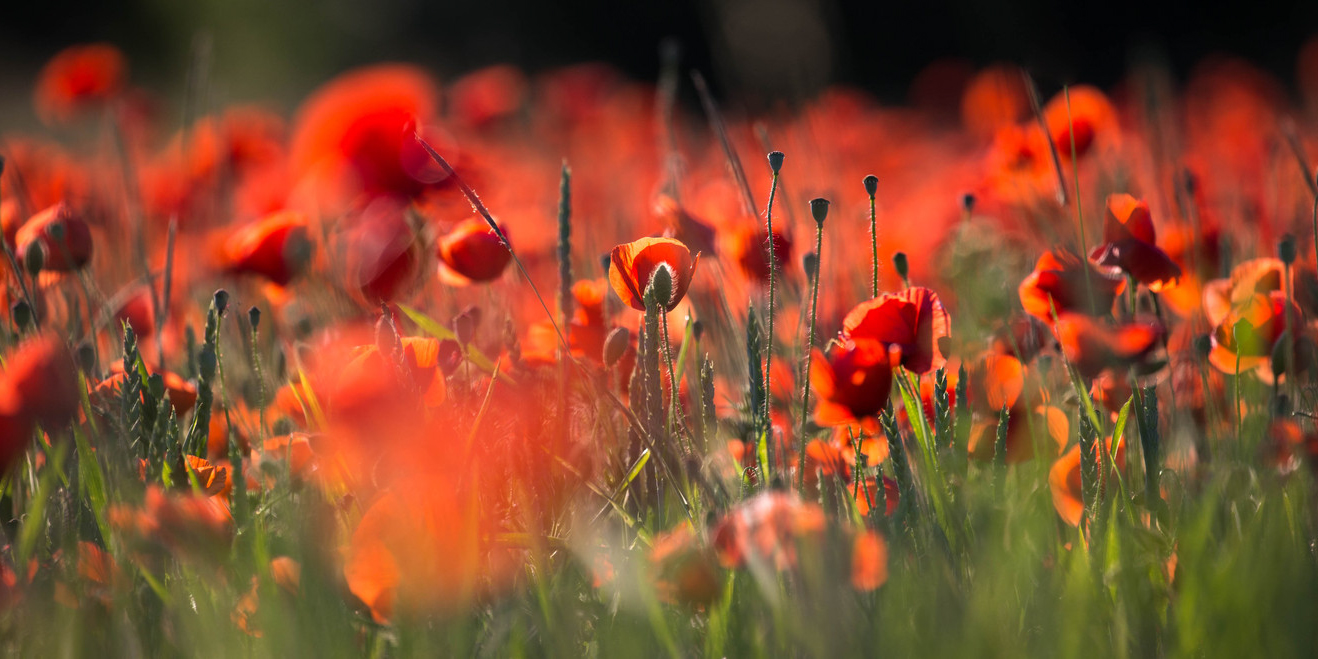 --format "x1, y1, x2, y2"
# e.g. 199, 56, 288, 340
809, 198, 830, 226
863, 175, 878, 198
768, 151, 785, 174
